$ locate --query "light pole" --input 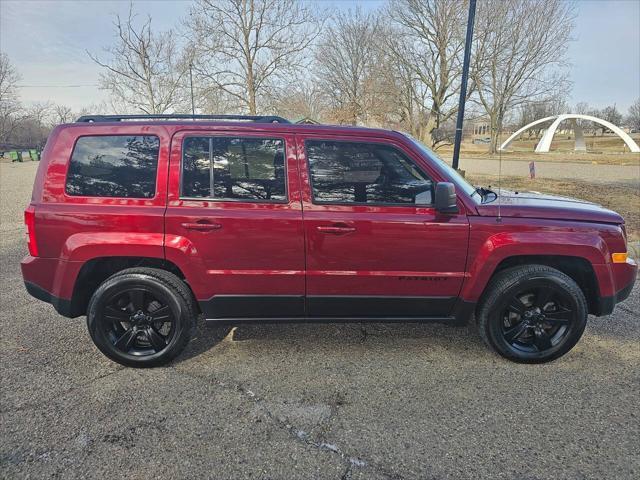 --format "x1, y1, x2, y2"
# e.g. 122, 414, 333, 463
452, 0, 477, 170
